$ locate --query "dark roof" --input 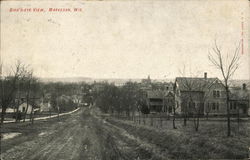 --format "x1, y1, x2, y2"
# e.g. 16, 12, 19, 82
175, 77, 218, 92
147, 90, 164, 98
230, 89, 249, 100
